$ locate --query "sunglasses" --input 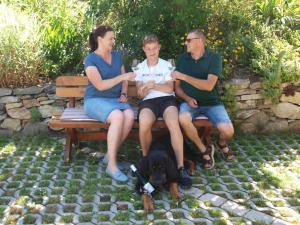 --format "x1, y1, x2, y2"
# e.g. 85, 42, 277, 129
185, 38, 200, 43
